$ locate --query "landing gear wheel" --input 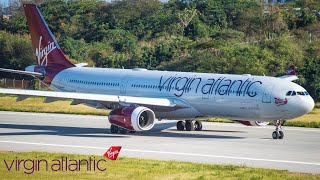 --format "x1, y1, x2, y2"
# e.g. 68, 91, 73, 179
110, 125, 119, 134
272, 131, 278, 139
185, 120, 194, 131
194, 121, 203, 131
279, 131, 284, 139
272, 120, 285, 139
177, 121, 185, 131
119, 128, 128, 134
